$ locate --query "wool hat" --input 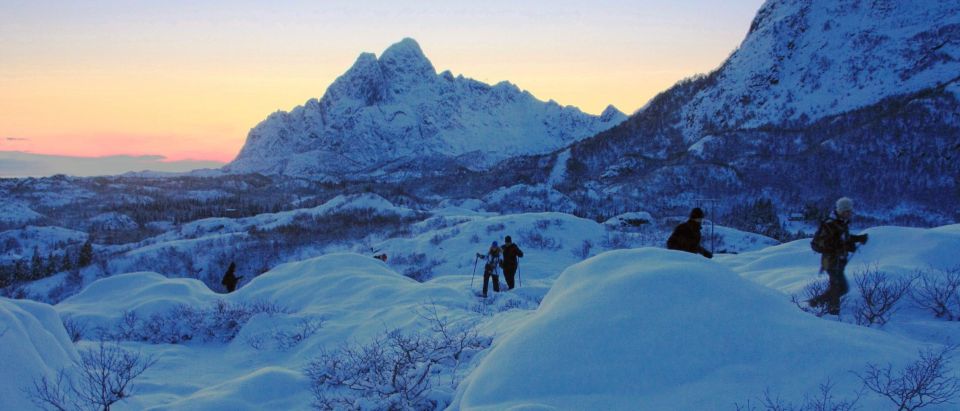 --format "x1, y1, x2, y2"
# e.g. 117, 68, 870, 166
491, 241, 498, 248
836, 197, 854, 213
690, 207, 705, 219
504, 236, 512, 243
